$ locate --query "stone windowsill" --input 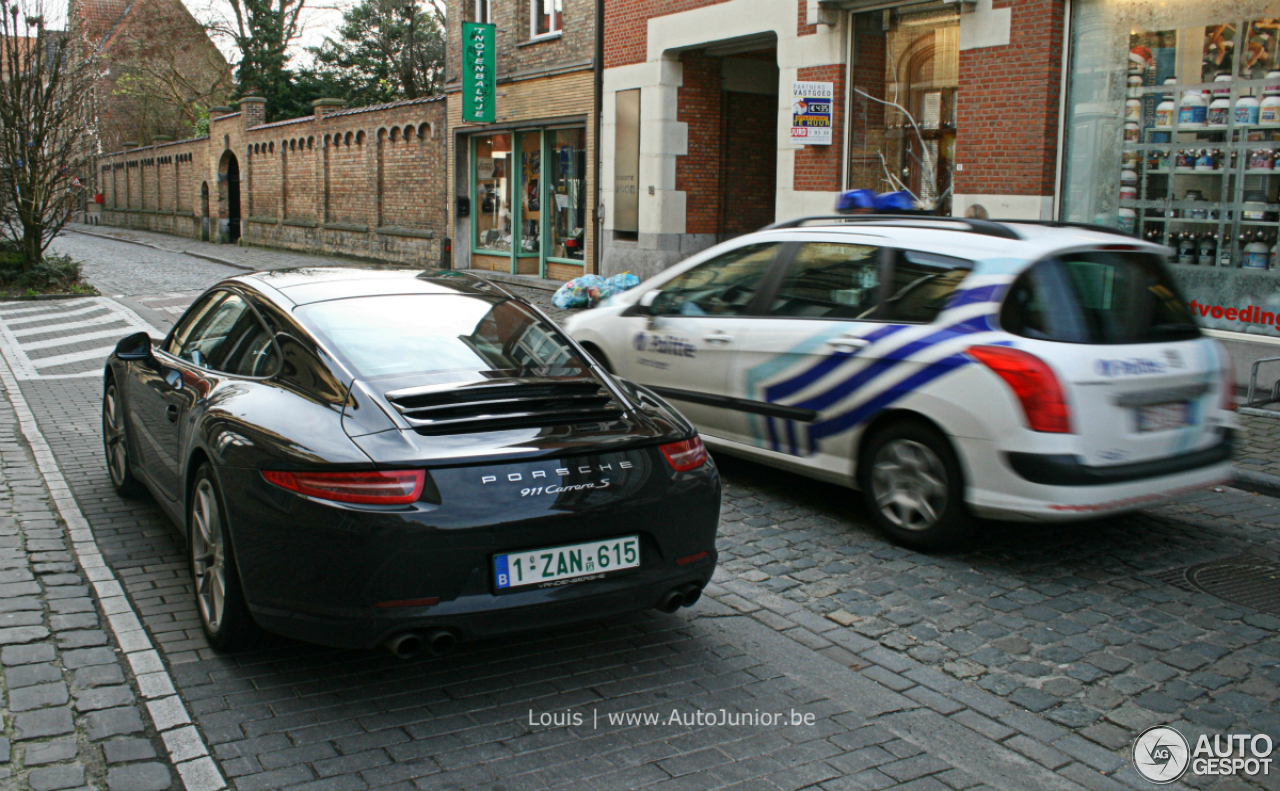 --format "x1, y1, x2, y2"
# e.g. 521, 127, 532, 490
323, 223, 369, 233
282, 219, 319, 228
519, 31, 562, 47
